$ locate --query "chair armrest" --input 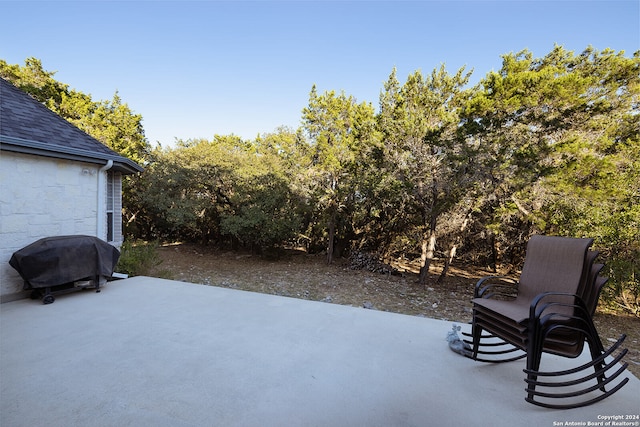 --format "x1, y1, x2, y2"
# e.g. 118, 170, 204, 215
475, 276, 519, 299
529, 291, 590, 324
